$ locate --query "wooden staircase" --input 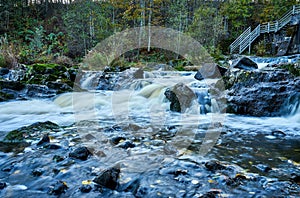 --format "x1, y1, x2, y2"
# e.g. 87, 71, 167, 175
230, 5, 300, 54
